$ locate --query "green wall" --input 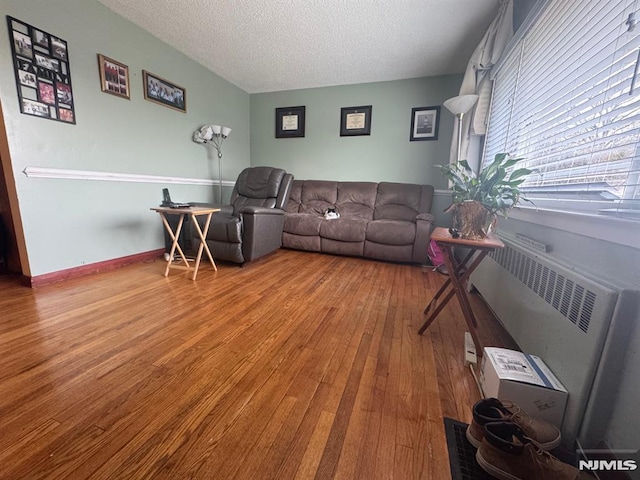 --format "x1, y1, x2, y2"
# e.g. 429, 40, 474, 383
0, 0, 250, 276
0, 2, 460, 277
250, 76, 461, 188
